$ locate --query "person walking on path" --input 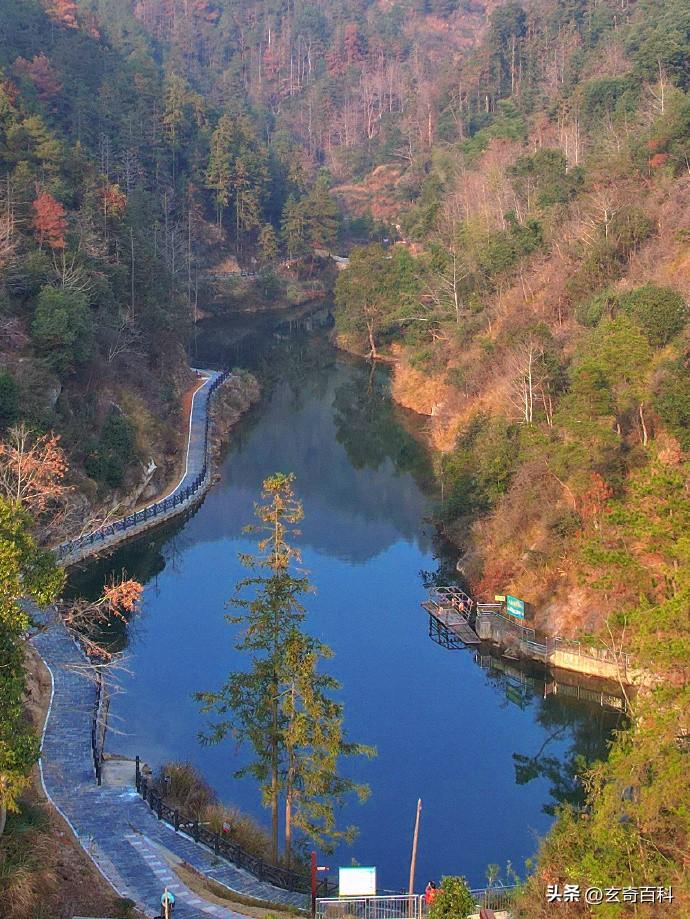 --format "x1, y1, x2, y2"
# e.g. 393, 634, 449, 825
161, 887, 176, 918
